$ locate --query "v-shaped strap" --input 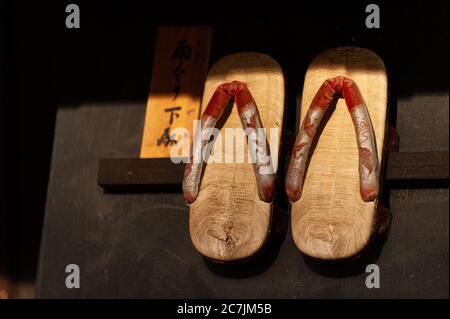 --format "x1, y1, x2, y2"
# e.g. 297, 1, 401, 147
183, 81, 275, 204
286, 76, 379, 202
